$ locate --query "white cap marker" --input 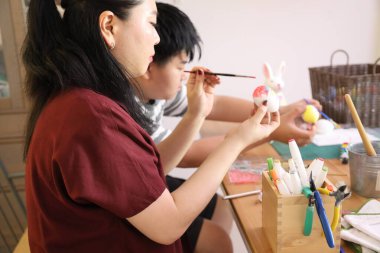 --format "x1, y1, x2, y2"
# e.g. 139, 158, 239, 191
288, 139, 310, 188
